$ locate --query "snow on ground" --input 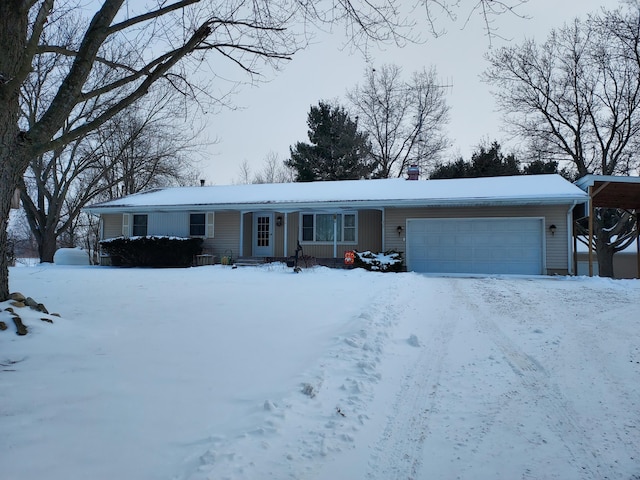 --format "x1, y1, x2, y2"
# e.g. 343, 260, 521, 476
1, 264, 639, 480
